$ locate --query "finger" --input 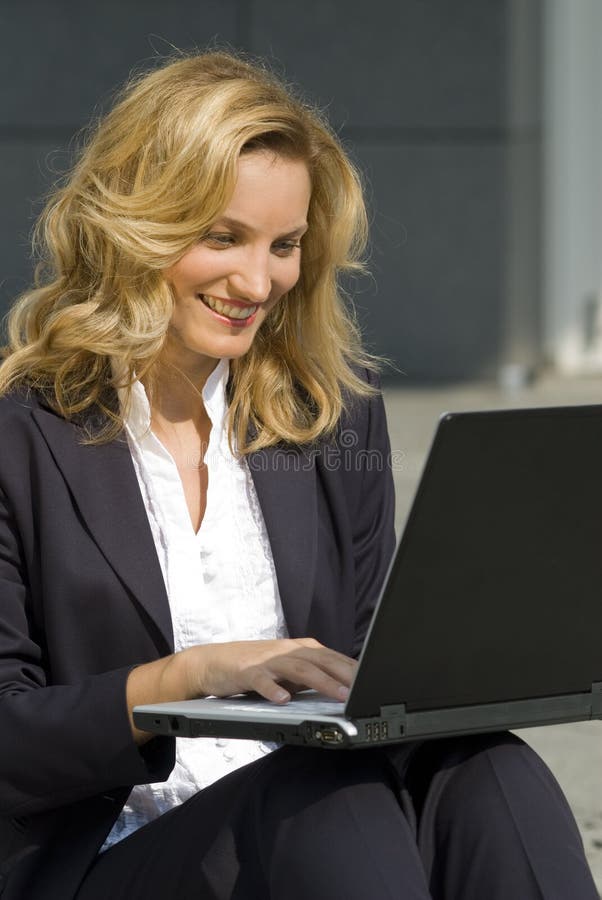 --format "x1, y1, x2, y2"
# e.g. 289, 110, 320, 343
267, 658, 352, 701
287, 640, 357, 666
288, 647, 358, 686
245, 668, 291, 704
